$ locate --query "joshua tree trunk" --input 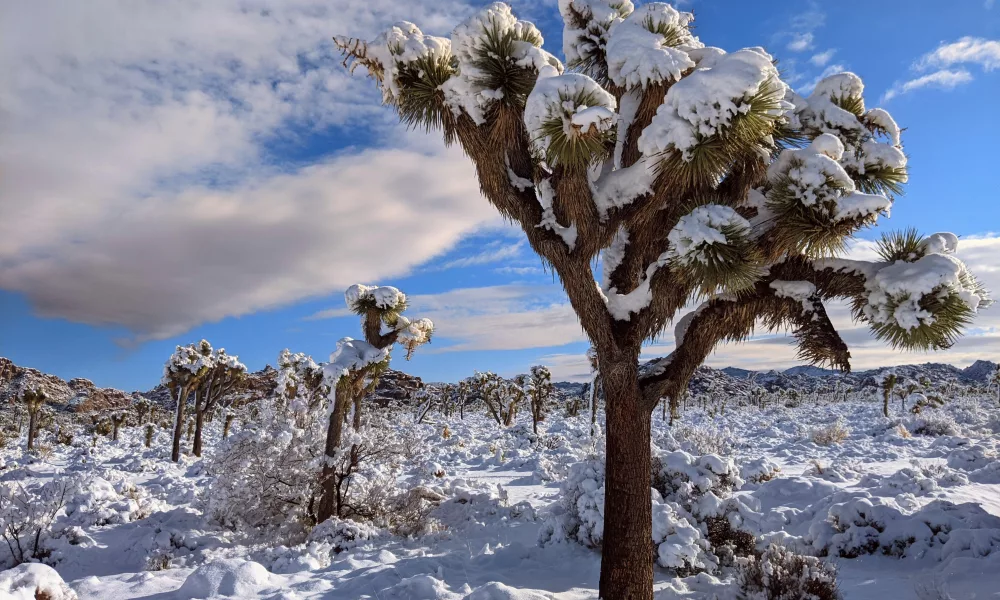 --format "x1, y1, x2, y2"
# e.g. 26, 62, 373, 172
26, 410, 38, 451
193, 408, 206, 457
223, 413, 235, 439
171, 388, 187, 462
112, 417, 122, 442
882, 390, 890, 418
317, 392, 351, 522
599, 357, 653, 600
145, 424, 154, 448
